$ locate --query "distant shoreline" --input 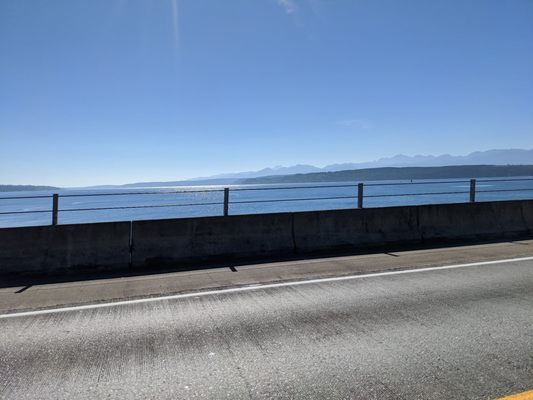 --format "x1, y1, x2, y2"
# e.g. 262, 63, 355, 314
241, 165, 533, 185
3, 164, 533, 192
0, 185, 59, 193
